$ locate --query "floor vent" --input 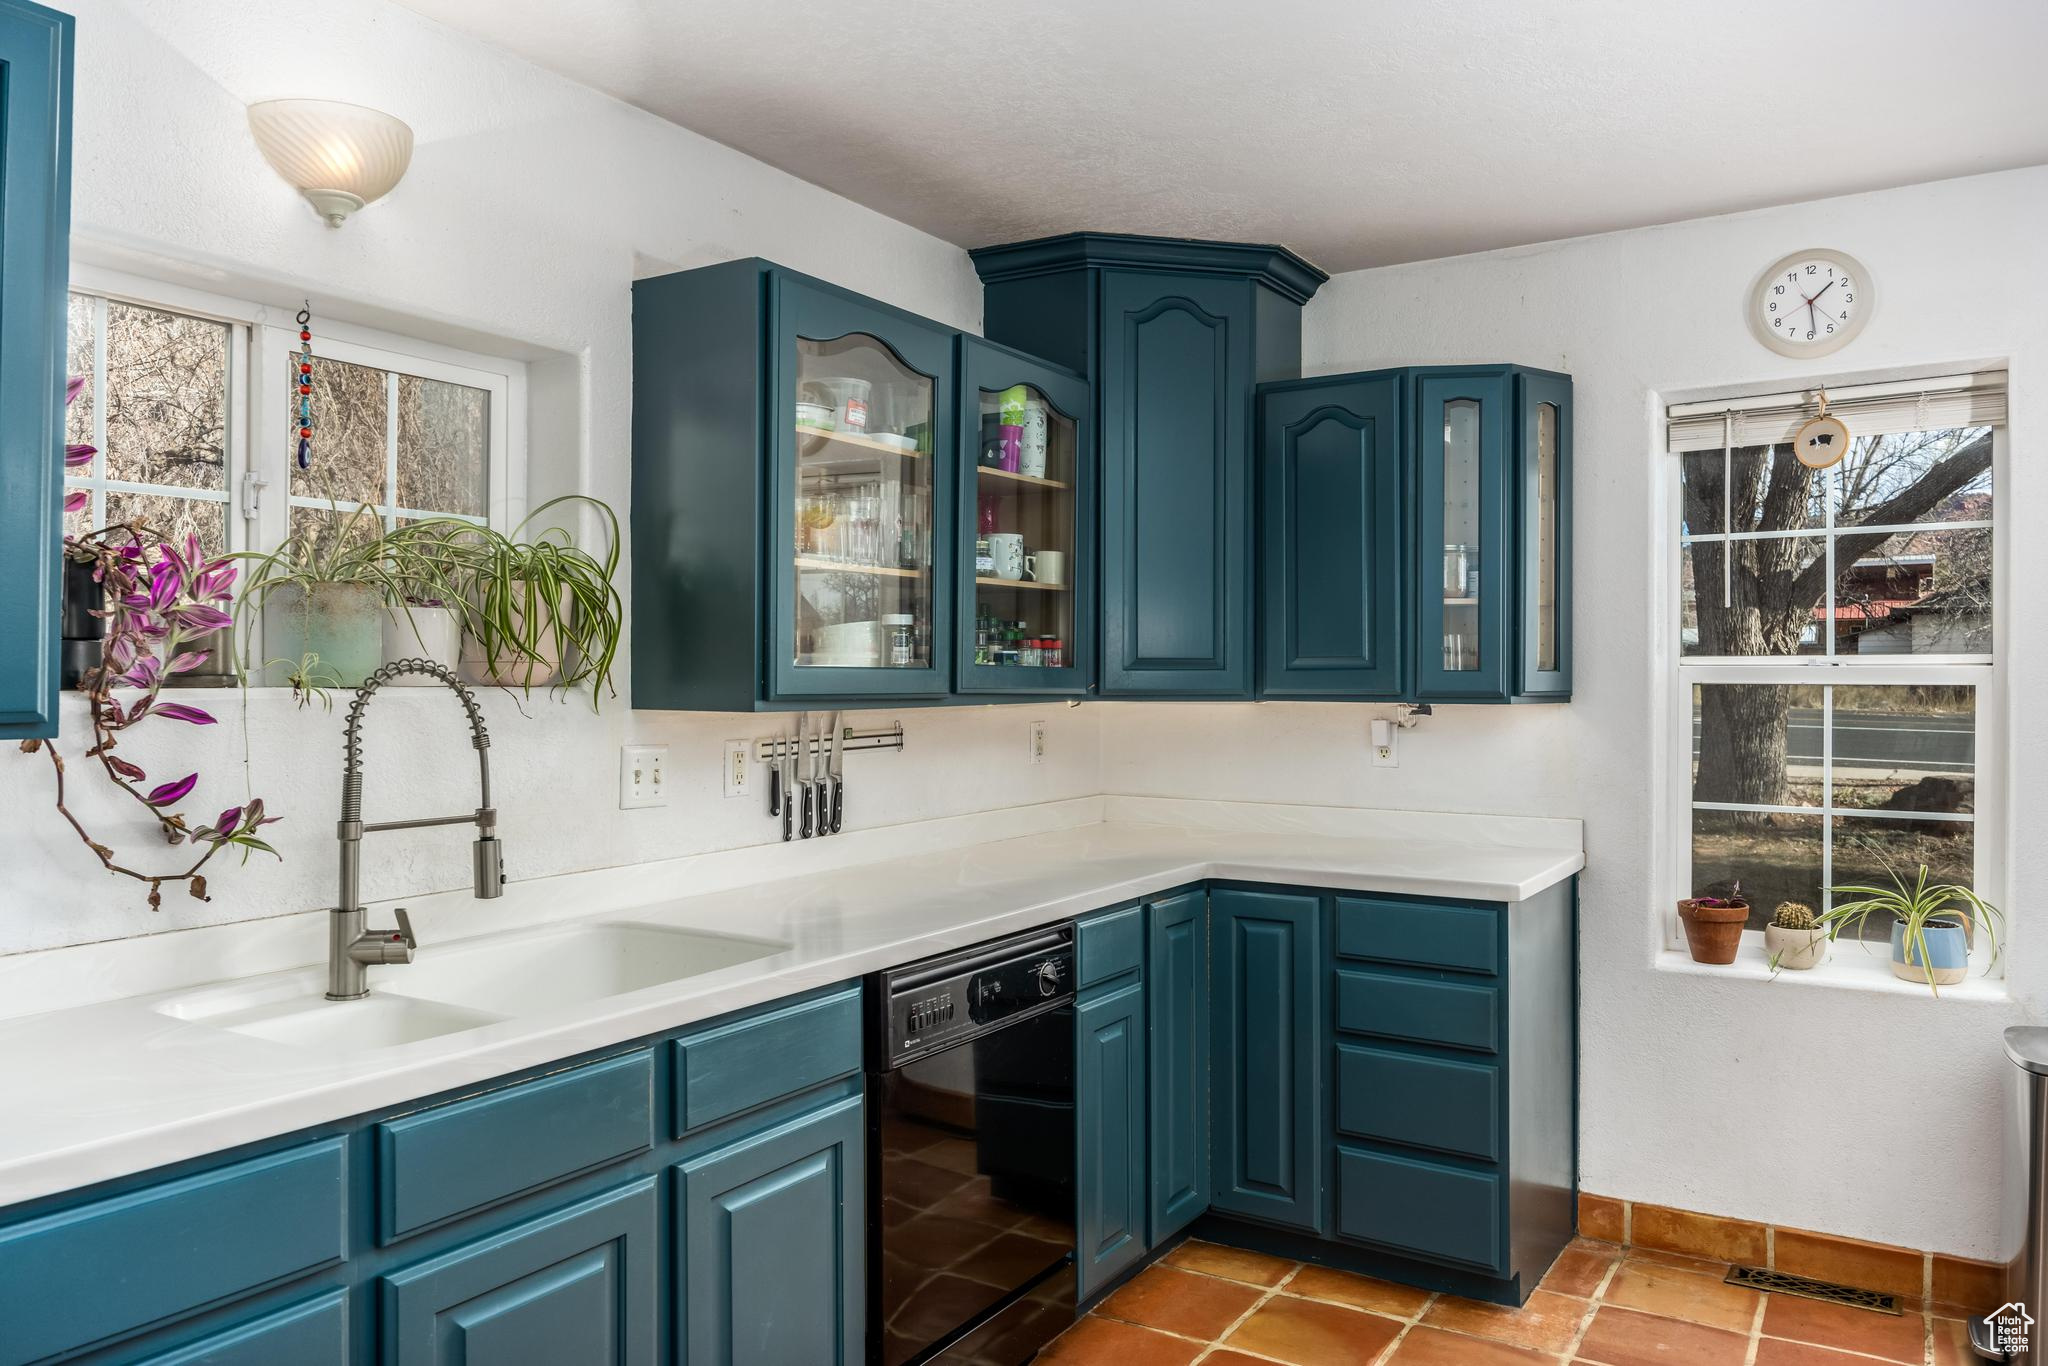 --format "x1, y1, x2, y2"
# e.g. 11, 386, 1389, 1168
1724, 1264, 1901, 1314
